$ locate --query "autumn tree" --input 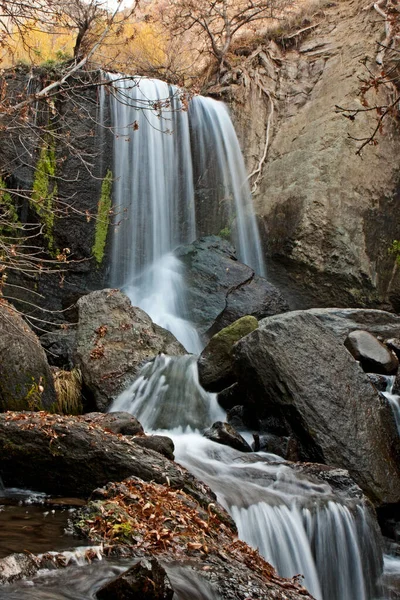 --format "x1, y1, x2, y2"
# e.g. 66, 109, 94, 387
163, 0, 293, 76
